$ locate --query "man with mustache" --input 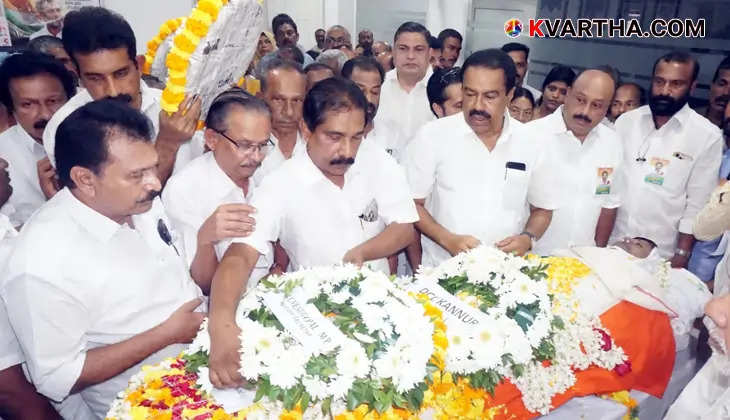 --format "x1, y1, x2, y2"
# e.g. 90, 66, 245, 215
609, 51, 723, 268
0, 51, 75, 227
162, 89, 270, 292
2, 99, 206, 418
609, 82, 645, 122
699, 56, 730, 128
405, 49, 560, 267
375, 22, 435, 158
256, 13, 314, 77
42, 7, 202, 190
206, 78, 418, 388
524, 68, 623, 254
